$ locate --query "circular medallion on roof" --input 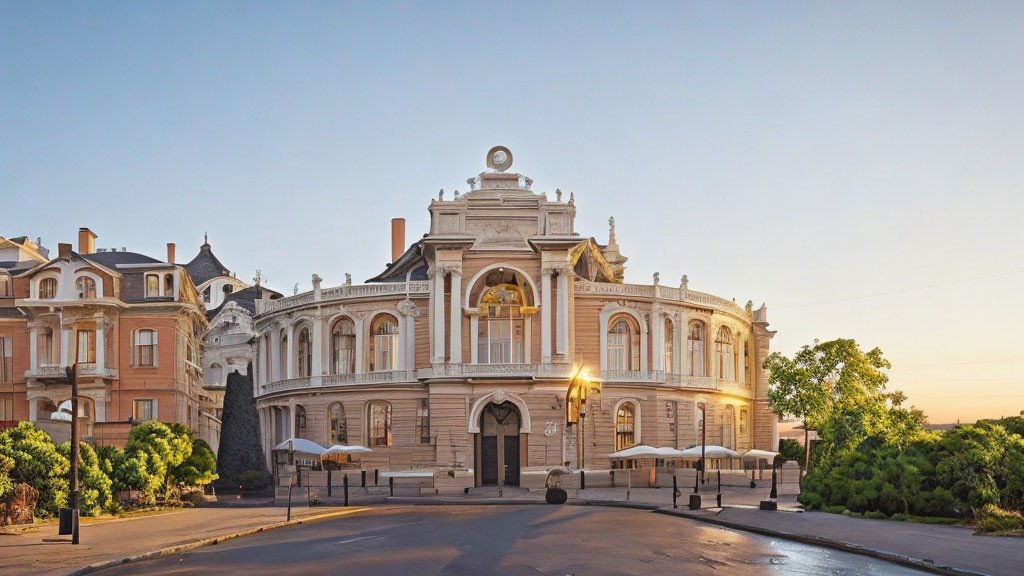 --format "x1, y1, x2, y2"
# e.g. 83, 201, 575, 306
486, 146, 513, 172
